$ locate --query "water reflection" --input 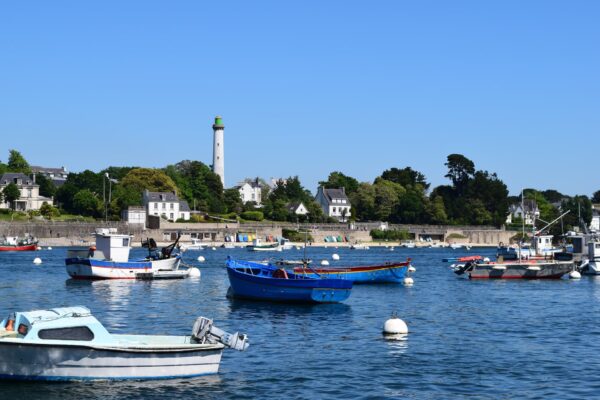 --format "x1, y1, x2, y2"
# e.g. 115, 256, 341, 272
383, 334, 409, 355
